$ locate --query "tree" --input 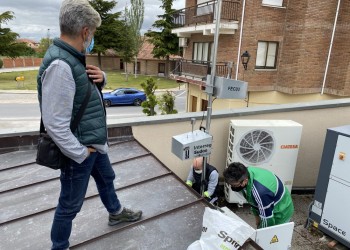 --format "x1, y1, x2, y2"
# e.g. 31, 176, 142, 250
145, 0, 179, 78
21, 46, 36, 57
158, 91, 178, 115
0, 11, 32, 58
89, 0, 124, 69
125, 0, 144, 78
119, 13, 134, 81
36, 38, 53, 58
140, 78, 158, 116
